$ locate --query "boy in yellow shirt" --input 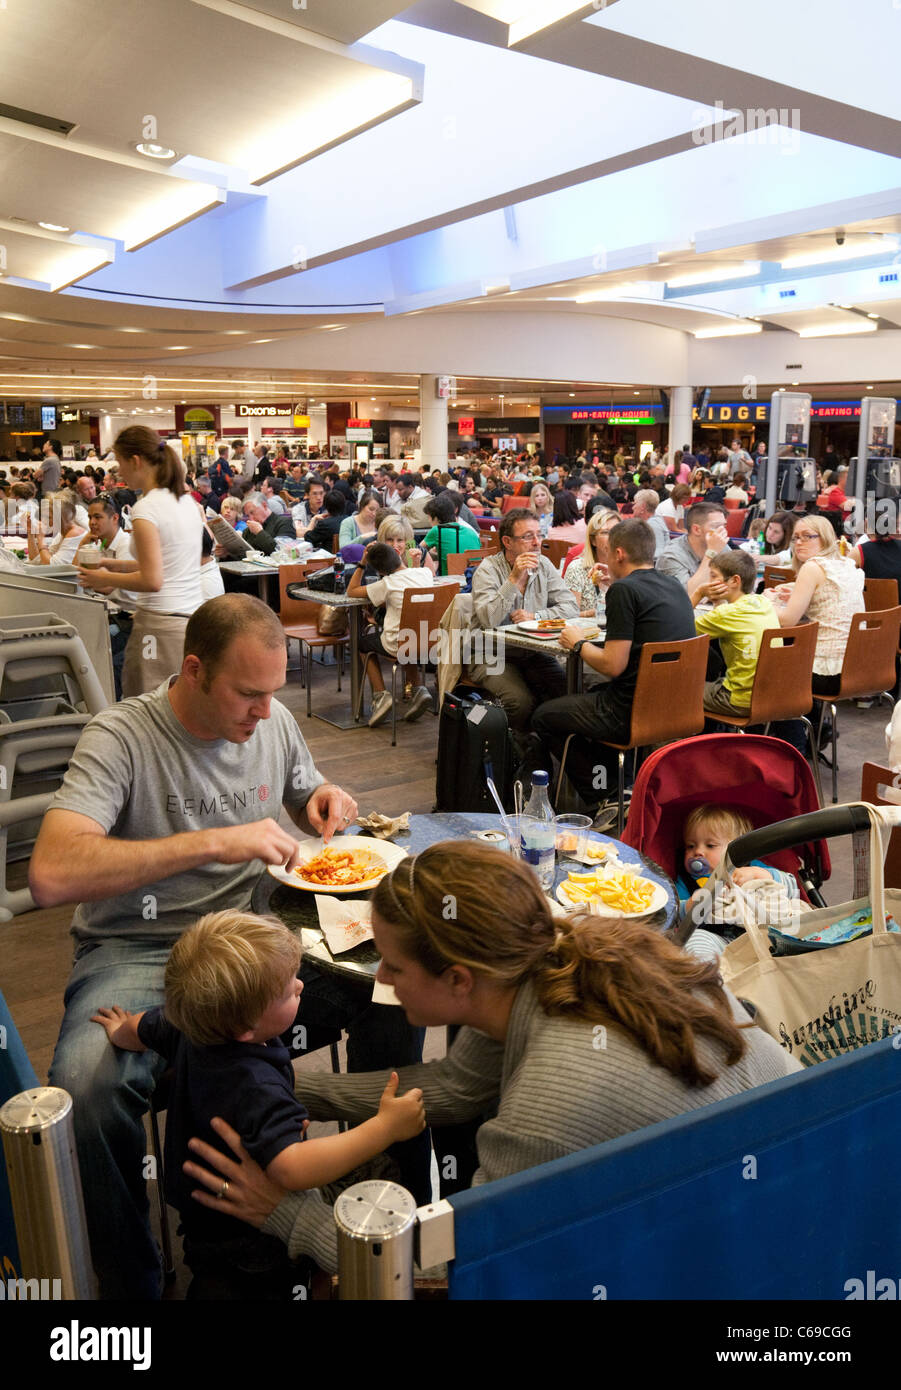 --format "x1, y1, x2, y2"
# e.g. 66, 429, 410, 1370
692, 548, 779, 718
